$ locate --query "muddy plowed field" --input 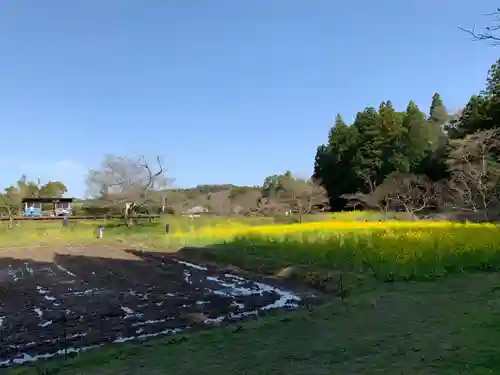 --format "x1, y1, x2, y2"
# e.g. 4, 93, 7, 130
0, 246, 307, 367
